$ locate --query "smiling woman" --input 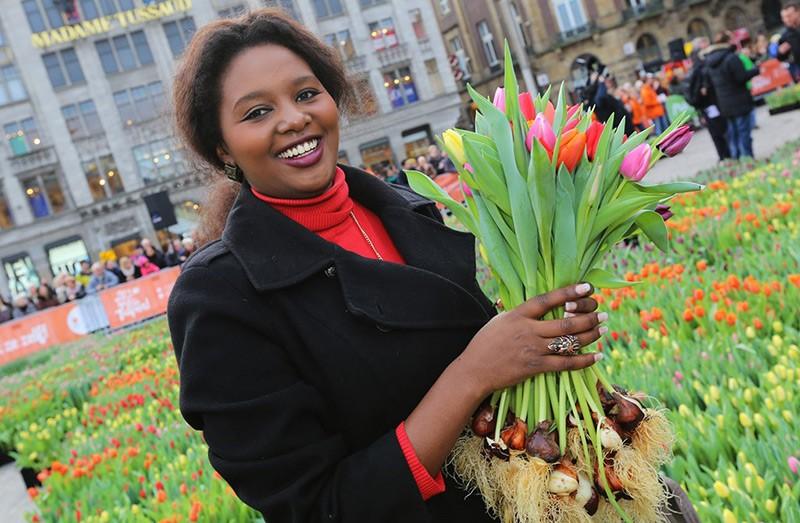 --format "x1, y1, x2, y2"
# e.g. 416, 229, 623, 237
168, 8, 607, 523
